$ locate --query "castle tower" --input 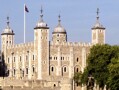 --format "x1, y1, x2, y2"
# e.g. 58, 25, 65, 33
34, 7, 49, 80
52, 15, 67, 44
91, 8, 105, 44
1, 17, 15, 61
